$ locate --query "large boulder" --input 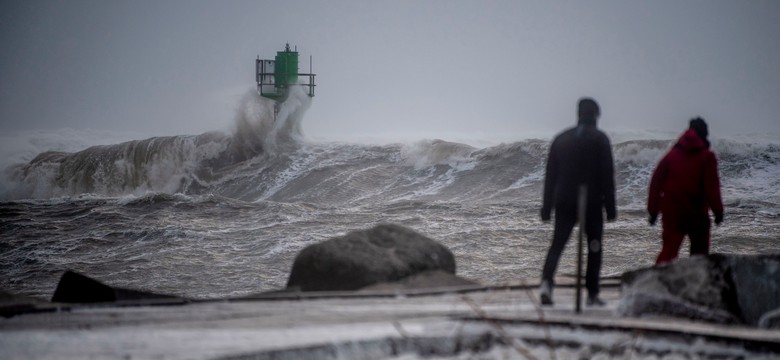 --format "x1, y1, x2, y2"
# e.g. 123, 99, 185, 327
729, 254, 780, 326
286, 224, 458, 292
619, 253, 780, 328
